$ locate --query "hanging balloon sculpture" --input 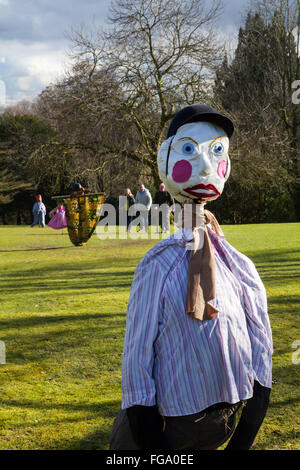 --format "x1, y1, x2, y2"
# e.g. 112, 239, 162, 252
52, 184, 105, 246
